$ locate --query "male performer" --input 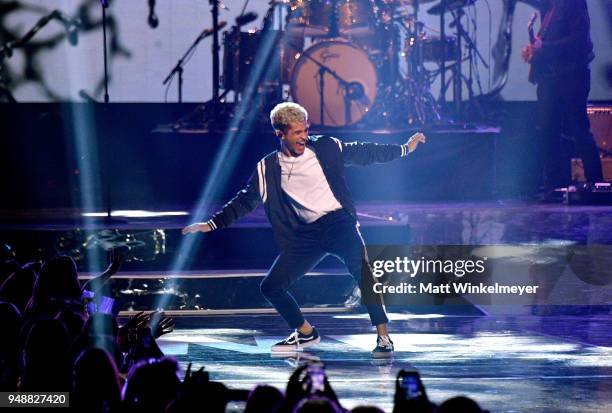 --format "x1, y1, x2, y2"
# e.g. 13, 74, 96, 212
182, 102, 425, 357
521, 0, 602, 192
